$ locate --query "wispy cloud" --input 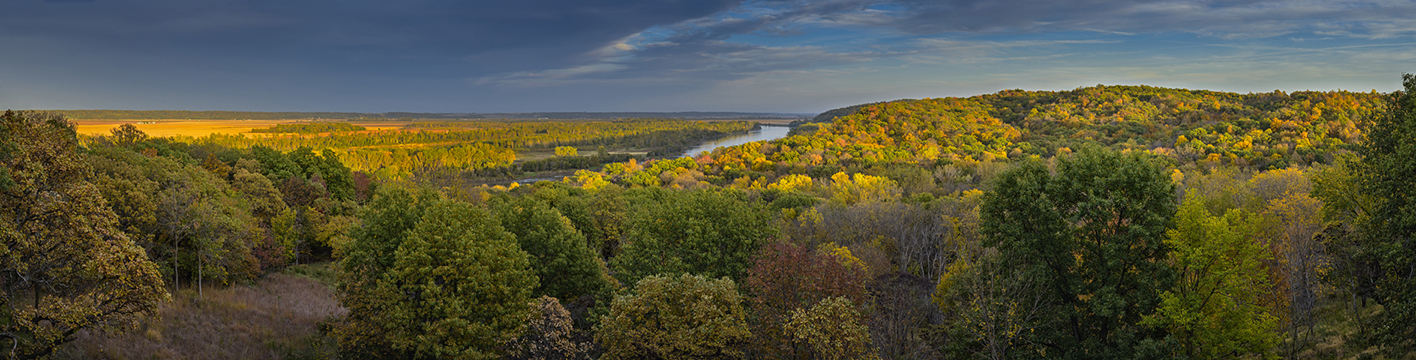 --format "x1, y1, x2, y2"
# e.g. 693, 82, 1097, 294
476, 0, 1416, 87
